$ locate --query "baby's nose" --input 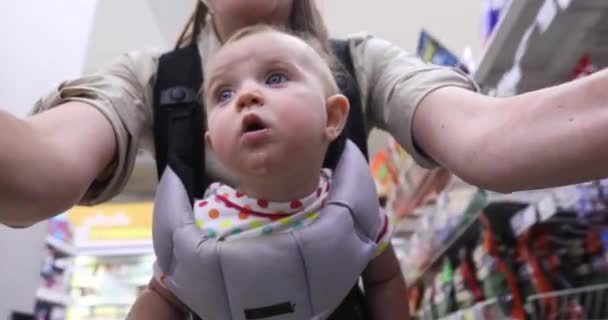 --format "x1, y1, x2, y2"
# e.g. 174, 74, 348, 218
236, 90, 264, 110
